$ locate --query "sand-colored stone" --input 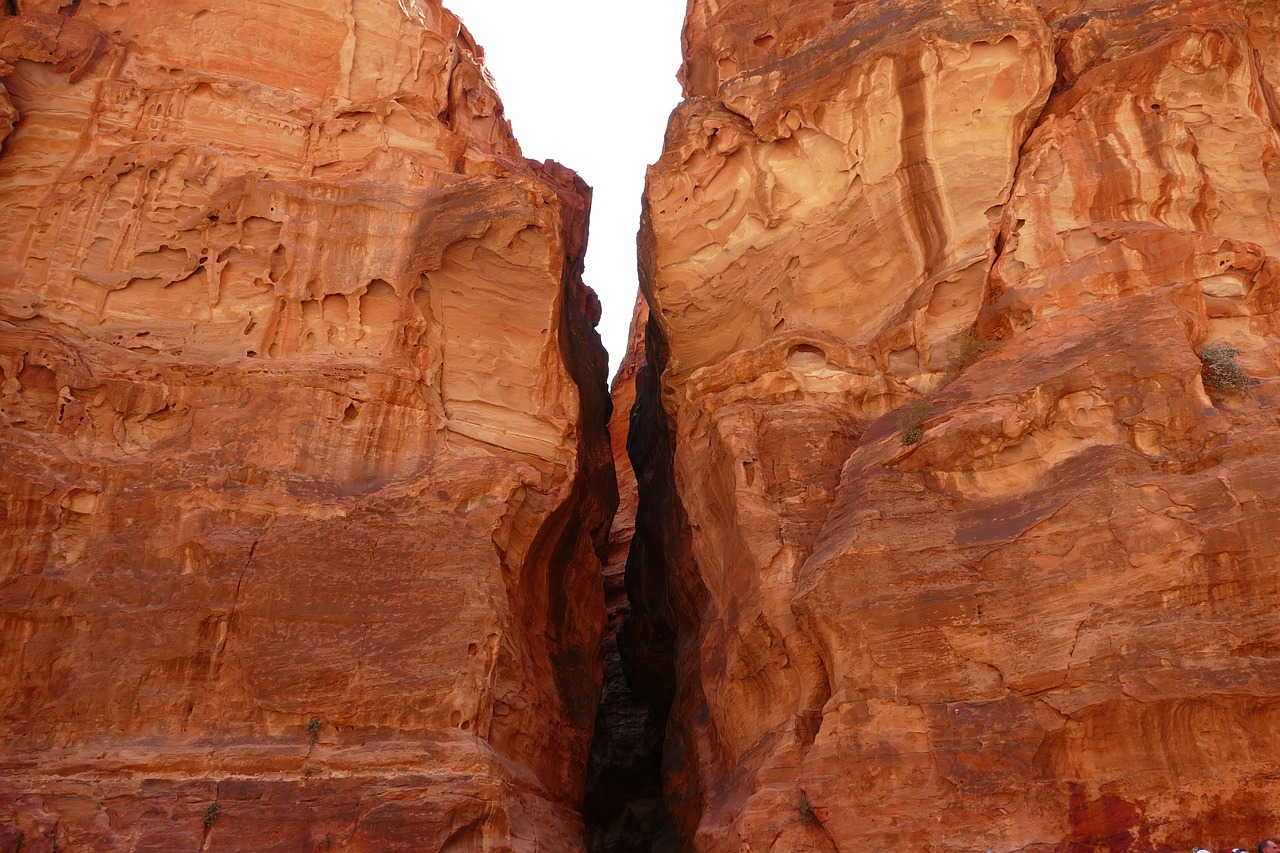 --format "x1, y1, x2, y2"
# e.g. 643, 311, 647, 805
630, 0, 1280, 849
0, 2, 613, 850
